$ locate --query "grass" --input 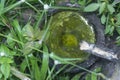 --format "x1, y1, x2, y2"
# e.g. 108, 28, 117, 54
0, 0, 120, 80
